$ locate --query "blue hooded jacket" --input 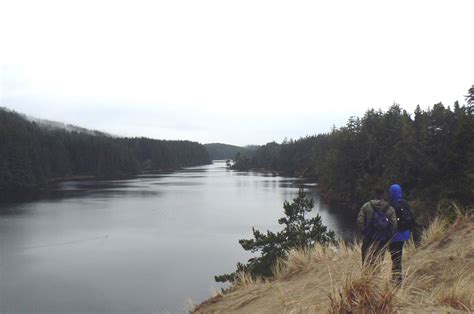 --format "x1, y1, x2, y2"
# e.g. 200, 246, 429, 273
389, 184, 411, 242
